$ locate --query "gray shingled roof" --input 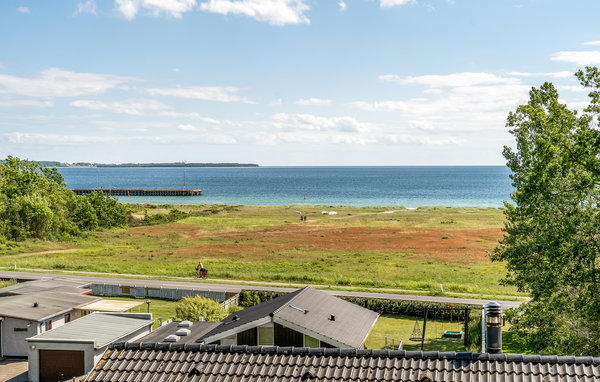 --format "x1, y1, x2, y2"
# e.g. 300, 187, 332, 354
0, 291, 100, 321
0, 278, 90, 296
200, 286, 379, 348
27, 313, 154, 349
85, 343, 600, 382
